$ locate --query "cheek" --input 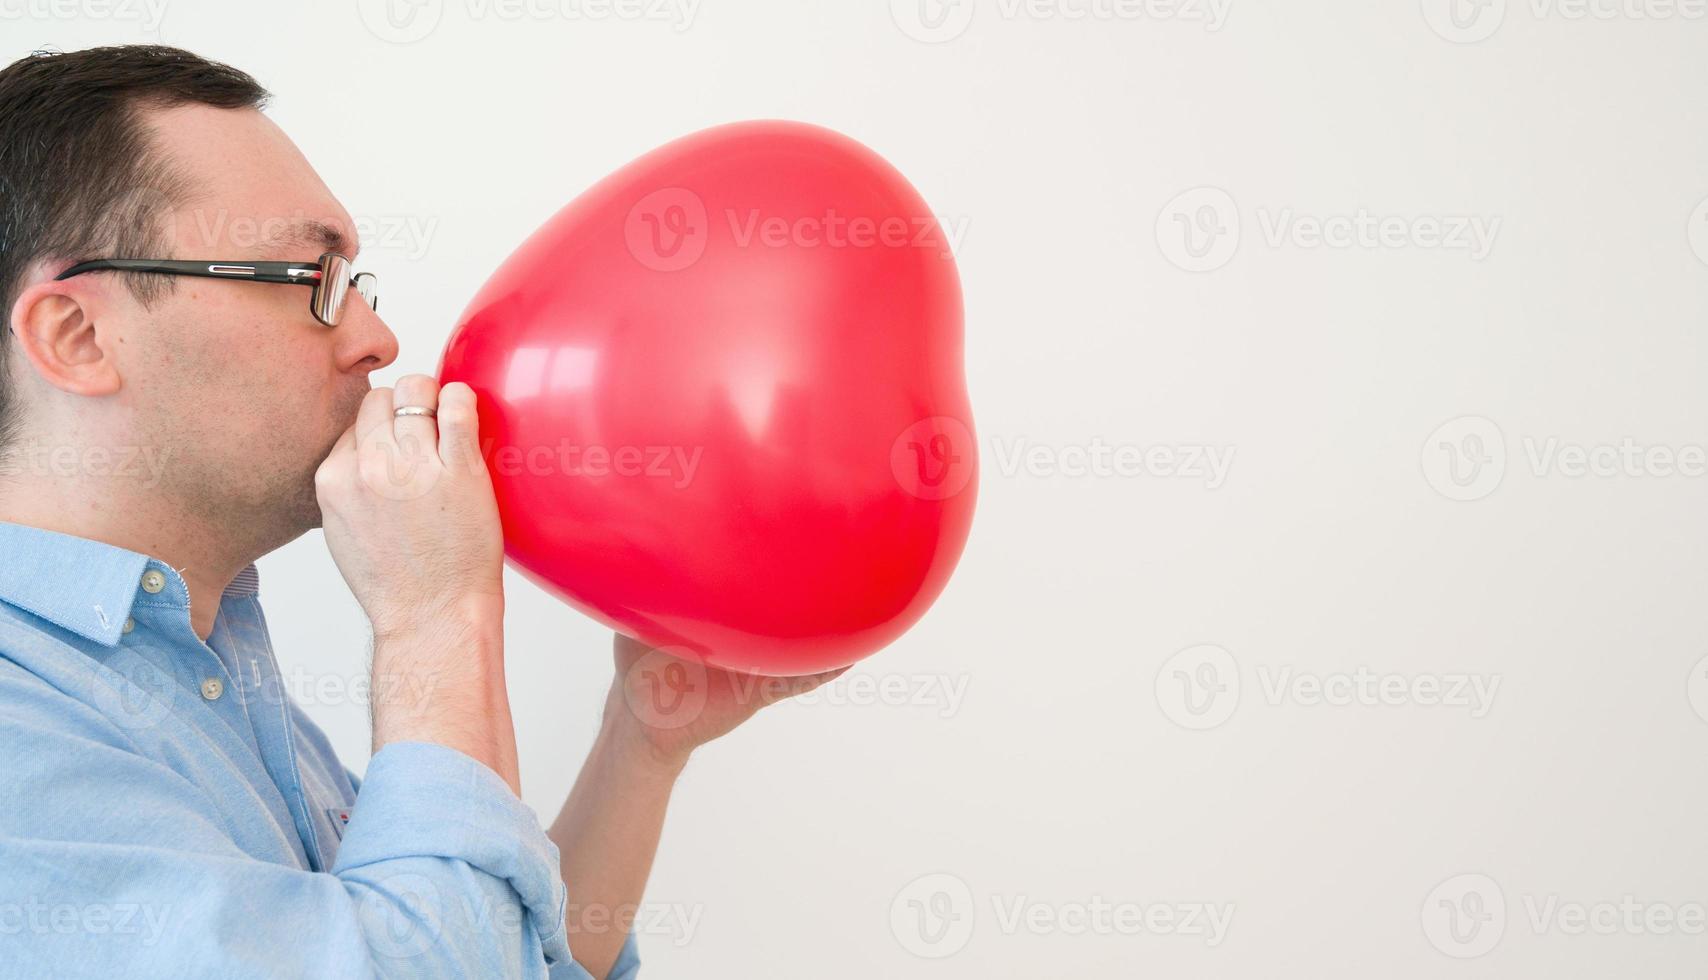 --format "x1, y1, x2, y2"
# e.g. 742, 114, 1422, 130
144, 291, 320, 411
124, 290, 344, 475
